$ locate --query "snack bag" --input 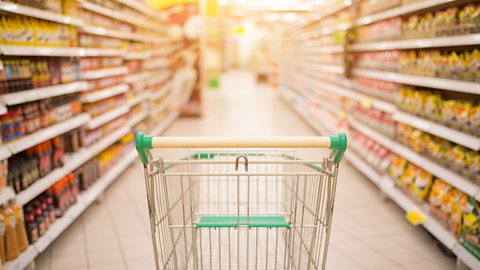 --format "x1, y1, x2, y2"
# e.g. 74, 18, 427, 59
429, 179, 452, 225
398, 163, 420, 191
447, 190, 467, 236
389, 155, 407, 181
447, 145, 469, 173
411, 169, 433, 201
409, 129, 425, 153
471, 153, 480, 184
424, 92, 442, 121
461, 197, 480, 255
468, 104, 480, 136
